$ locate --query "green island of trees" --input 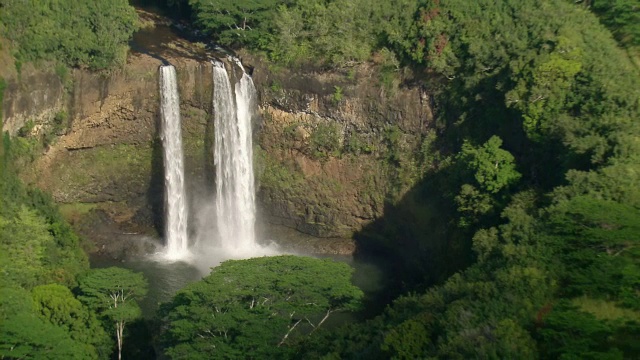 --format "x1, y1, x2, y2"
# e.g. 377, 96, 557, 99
160, 255, 363, 359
